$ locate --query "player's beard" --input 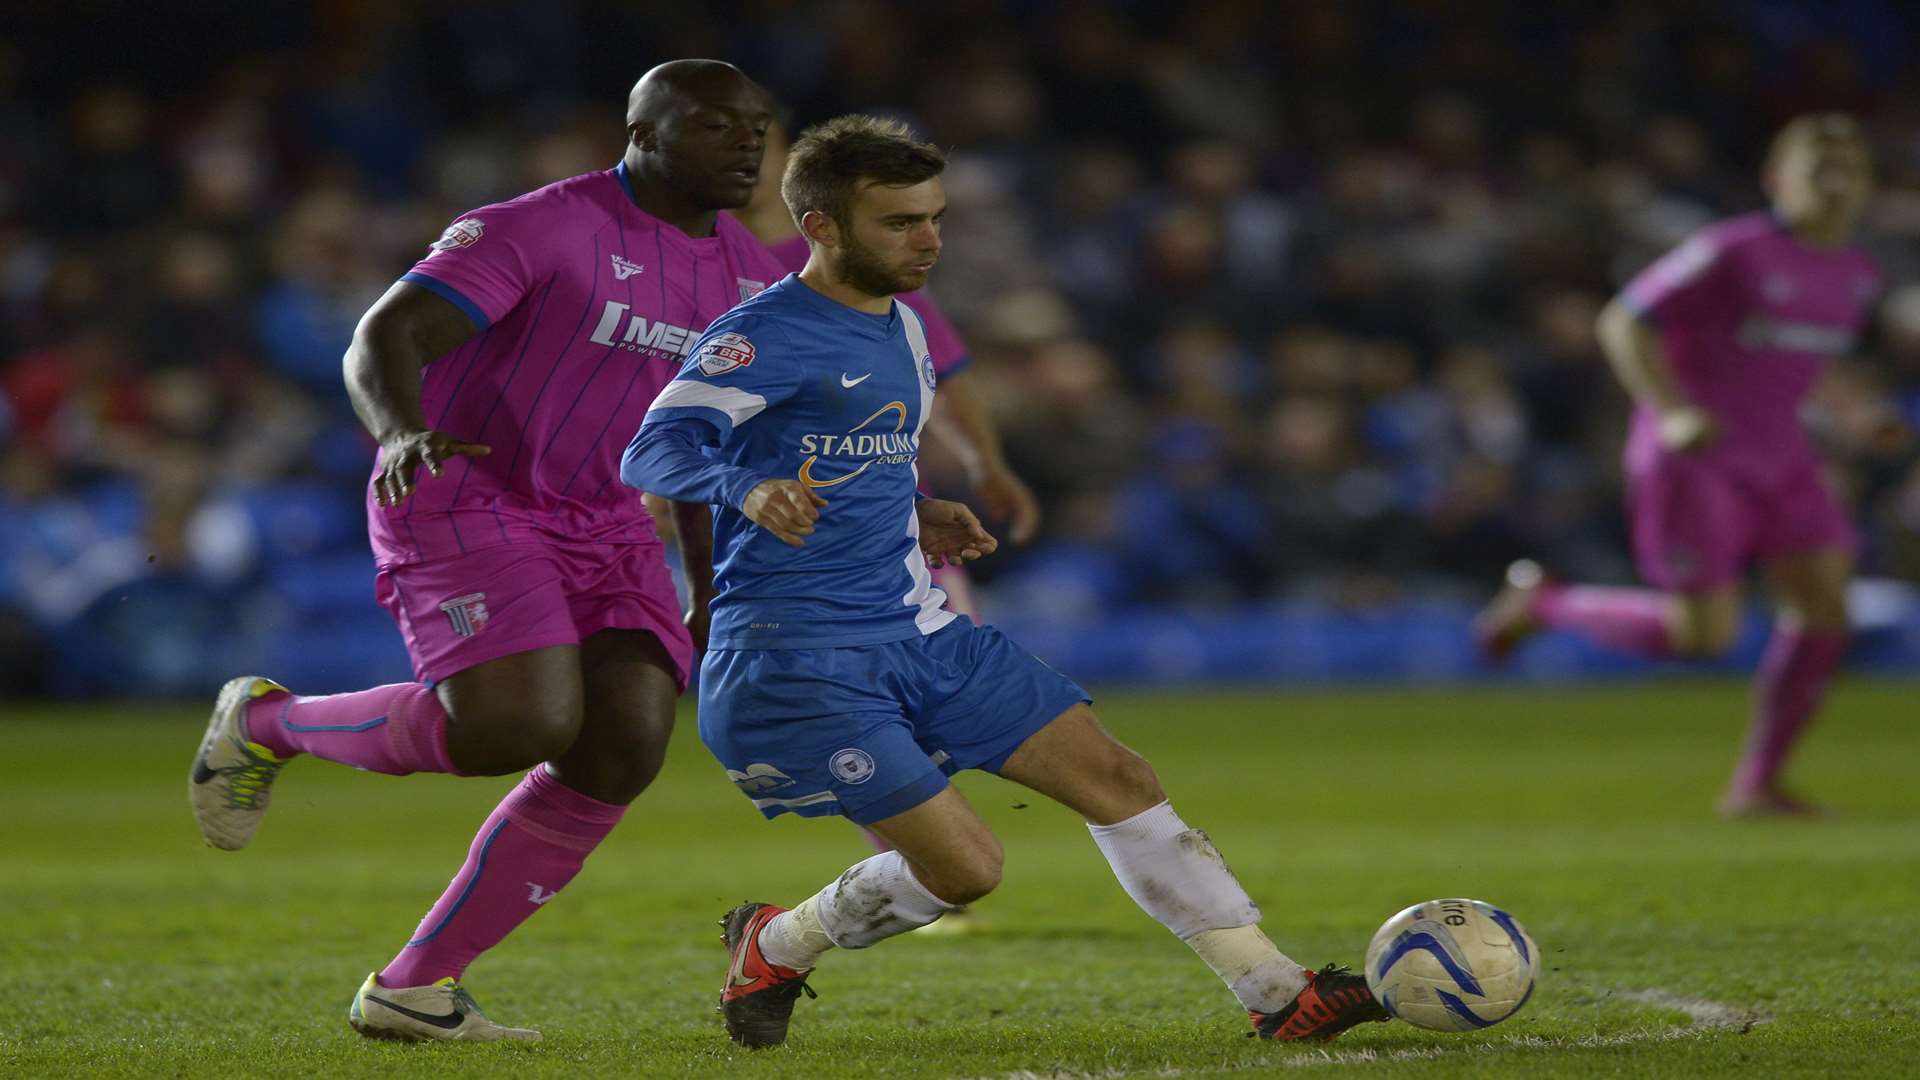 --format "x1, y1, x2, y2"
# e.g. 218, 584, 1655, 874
838, 231, 925, 298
